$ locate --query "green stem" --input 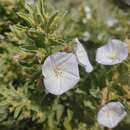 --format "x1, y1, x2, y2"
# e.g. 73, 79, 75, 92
40, 93, 48, 104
